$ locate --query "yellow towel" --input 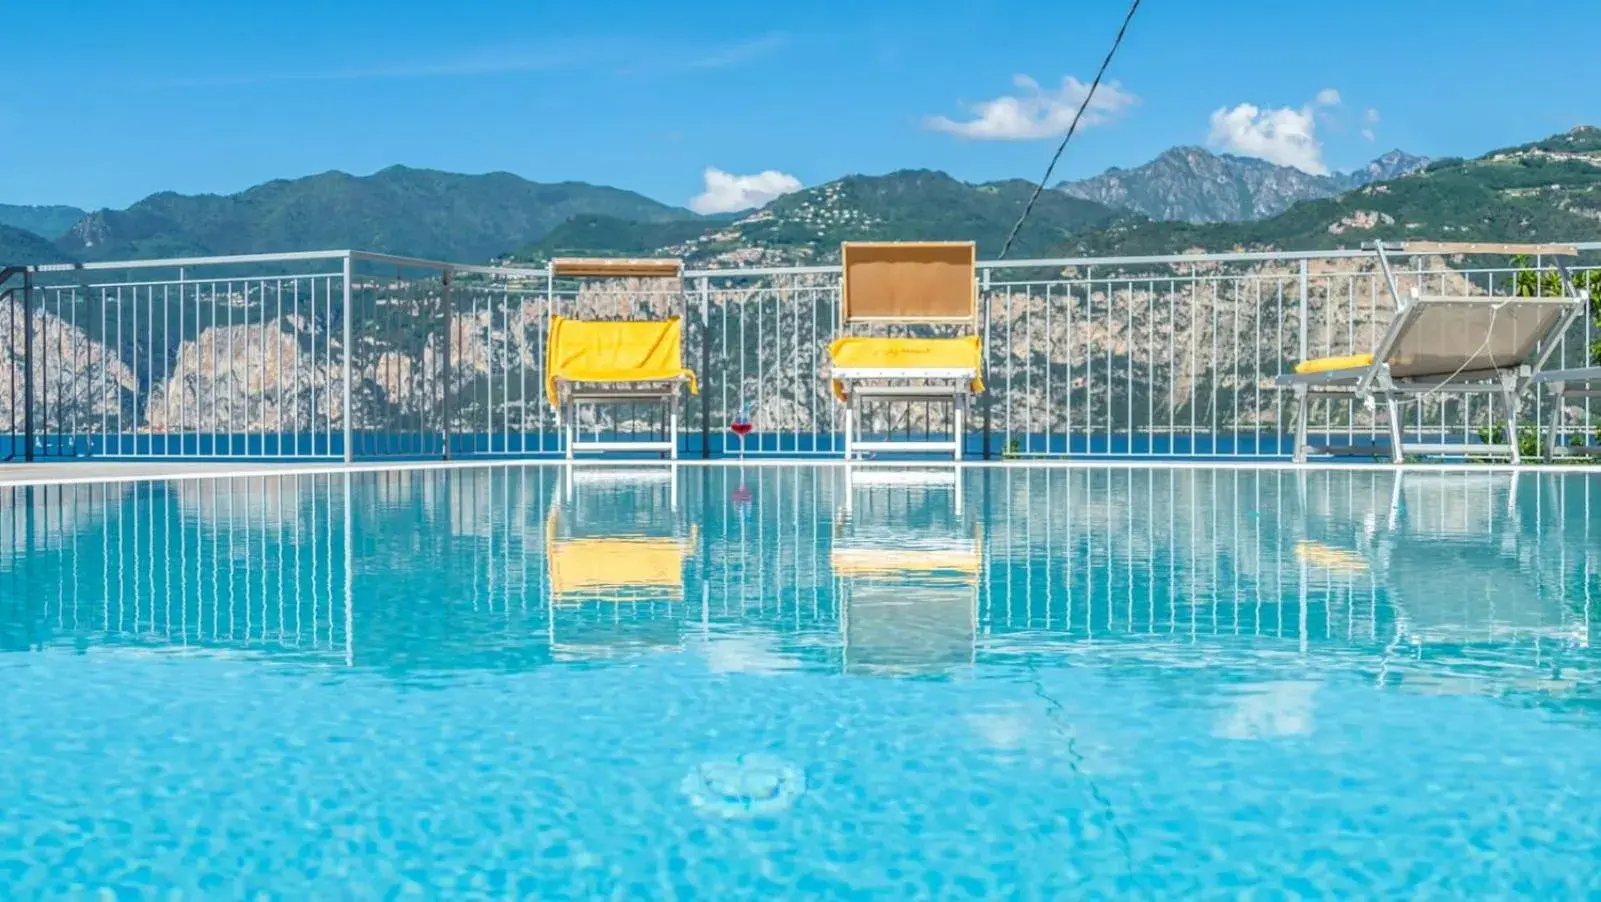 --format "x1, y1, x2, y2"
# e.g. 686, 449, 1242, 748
1294, 353, 1374, 374
826, 335, 985, 401
547, 537, 688, 597
544, 316, 698, 407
